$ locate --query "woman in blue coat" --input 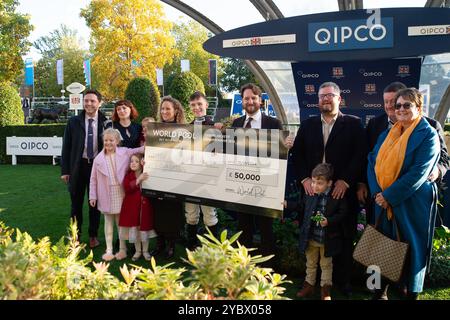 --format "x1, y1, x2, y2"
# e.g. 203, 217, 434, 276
367, 88, 440, 300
